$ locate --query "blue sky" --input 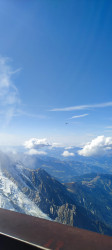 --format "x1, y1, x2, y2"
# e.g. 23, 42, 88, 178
0, 0, 112, 147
